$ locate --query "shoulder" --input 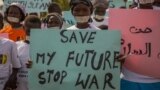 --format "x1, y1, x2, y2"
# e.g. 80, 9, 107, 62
16, 41, 28, 49
16, 41, 25, 46
66, 25, 78, 30
0, 25, 12, 33
0, 38, 16, 47
89, 23, 101, 30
